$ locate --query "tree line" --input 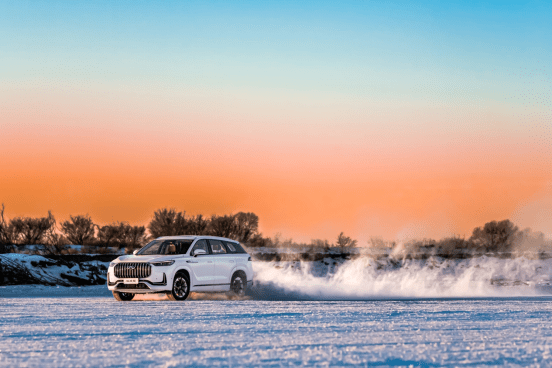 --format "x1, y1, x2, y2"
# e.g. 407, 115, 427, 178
0, 203, 549, 256
367, 219, 552, 256
0, 205, 261, 254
